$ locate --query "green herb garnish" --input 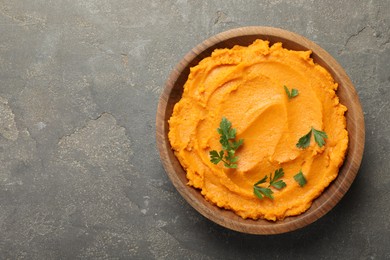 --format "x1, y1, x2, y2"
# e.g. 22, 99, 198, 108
209, 117, 243, 168
284, 85, 299, 100
253, 176, 273, 200
296, 129, 312, 149
296, 127, 328, 149
312, 128, 328, 148
269, 168, 287, 189
294, 170, 307, 187
253, 168, 286, 200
